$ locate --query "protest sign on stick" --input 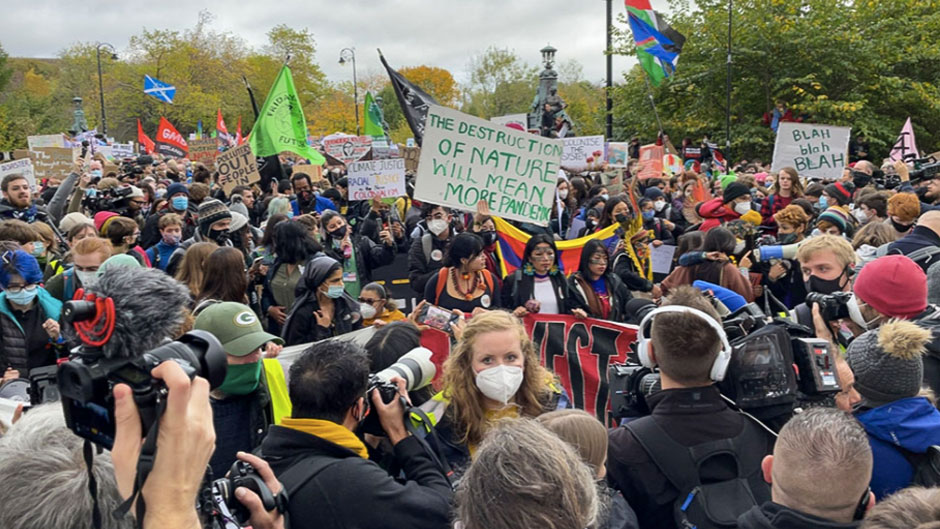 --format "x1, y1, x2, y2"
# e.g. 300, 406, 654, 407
322, 135, 372, 166
27, 134, 68, 150
215, 144, 260, 194
636, 144, 665, 179
400, 145, 421, 173
414, 106, 563, 226
189, 138, 218, 171
561, 135, 606, 172
607, 142, 629, 167
771, 122, 850, 180
348, 158, 406, 201
0, 158, 37, 192
292, 163, 324, 182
